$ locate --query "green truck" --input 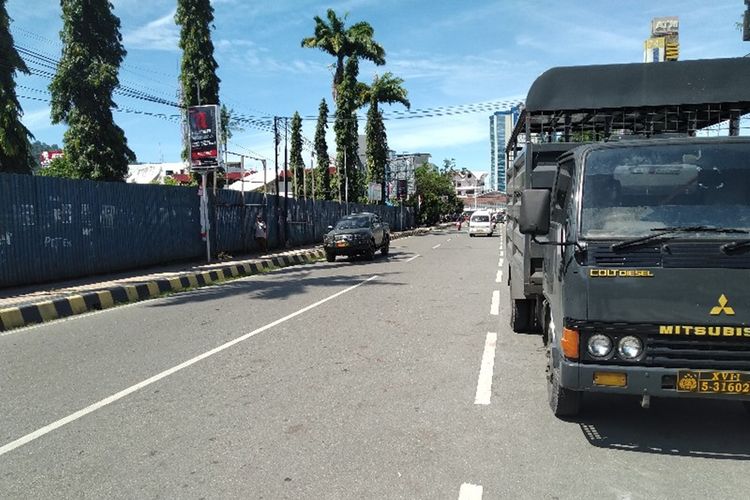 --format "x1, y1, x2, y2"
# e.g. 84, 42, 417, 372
505, 57, 750, 416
